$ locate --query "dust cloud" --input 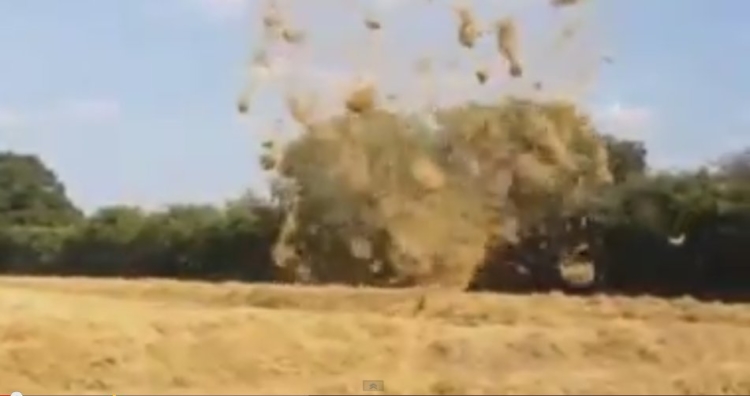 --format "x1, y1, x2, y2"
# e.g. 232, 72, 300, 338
238, 0, 612, 289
